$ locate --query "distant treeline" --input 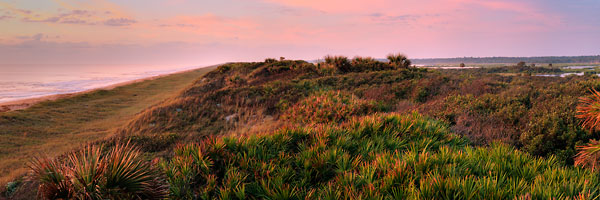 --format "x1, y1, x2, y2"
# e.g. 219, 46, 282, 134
411, 55, 600, 64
